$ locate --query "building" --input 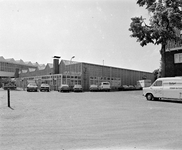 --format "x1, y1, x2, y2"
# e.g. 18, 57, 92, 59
0, 56, 39, 78
165, 30, 182, 77
17, 58, 154, 91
